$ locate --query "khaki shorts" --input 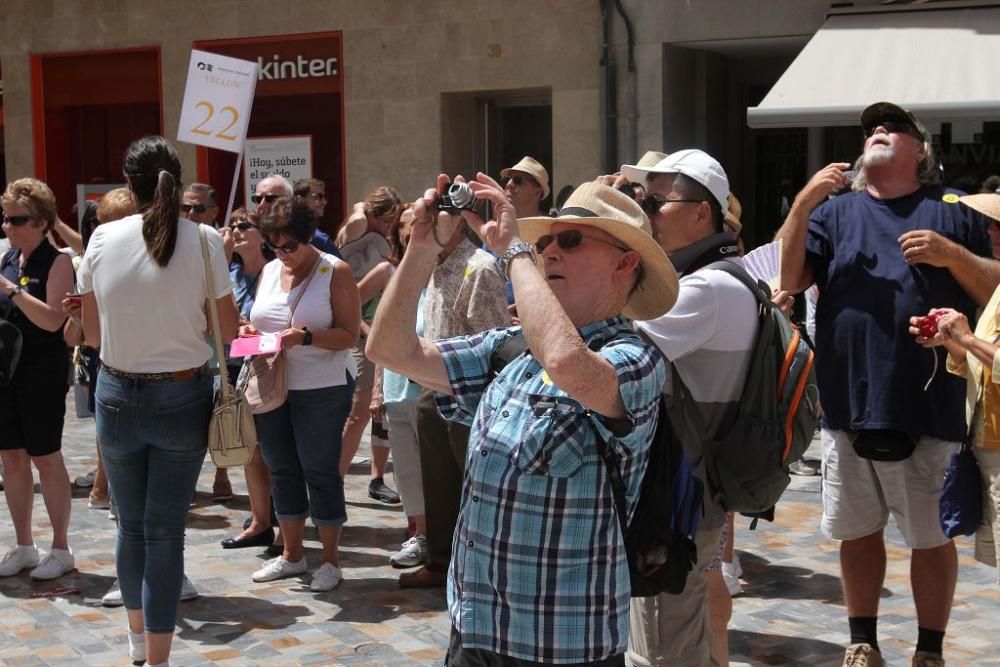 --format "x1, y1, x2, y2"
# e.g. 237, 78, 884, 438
973, 447, 1000, 583
351, 340, 375, 393
820, 428, 959, 549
